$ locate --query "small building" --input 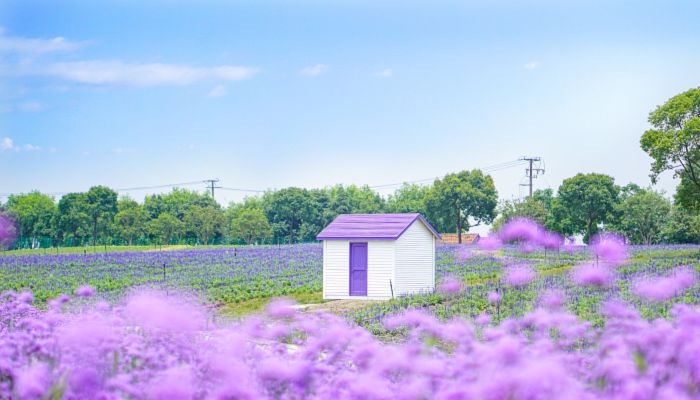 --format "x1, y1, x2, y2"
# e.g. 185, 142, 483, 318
438, 233, 481, 245
316, 213, 441, 300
